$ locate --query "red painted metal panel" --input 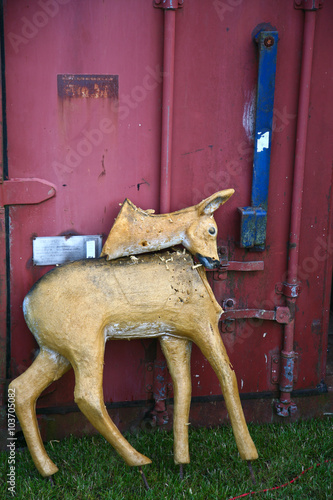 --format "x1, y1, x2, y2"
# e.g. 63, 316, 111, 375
4, 0, 164, 407
1, 0, 333, 434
